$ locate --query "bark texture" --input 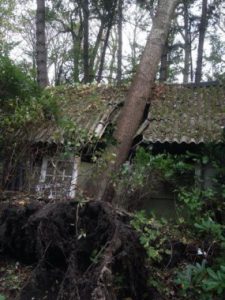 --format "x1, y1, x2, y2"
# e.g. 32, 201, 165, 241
159, 39, 169, 82
183, 1, 192, 84
89, 22, 104, 81
195, 0, 208, 84
36, 0, 49, 88
97, 0, 118, 83
98, 0, 179, 201
82, 0, 90, 83
113, 0, 179, 166
116, 0, 123, 83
